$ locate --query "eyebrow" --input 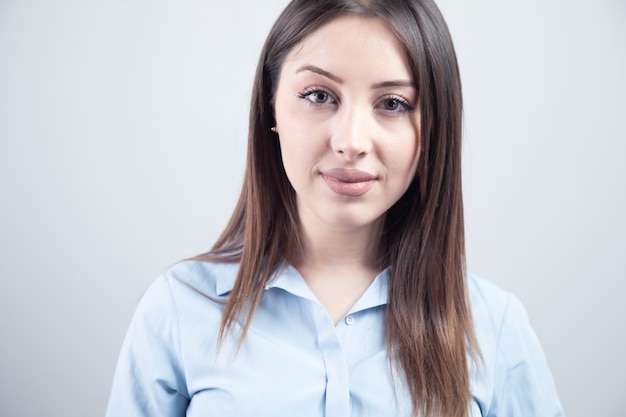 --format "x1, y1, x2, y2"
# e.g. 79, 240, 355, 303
295, 64, 416, 89
296, 65, 343, 83
372, 80, 416, 89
